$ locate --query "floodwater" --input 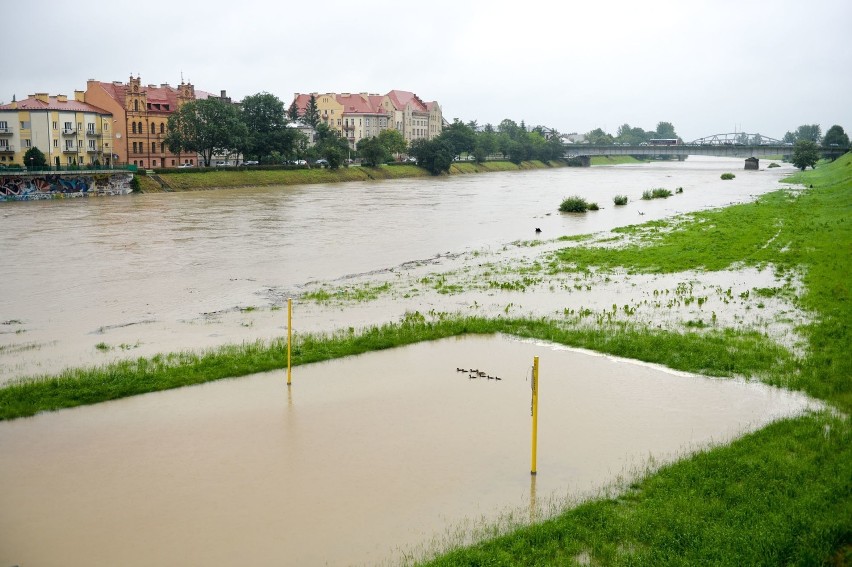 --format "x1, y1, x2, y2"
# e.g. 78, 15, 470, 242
0, 156, 800, 381
0, 335, 819, 566
0, 156, 814, 564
